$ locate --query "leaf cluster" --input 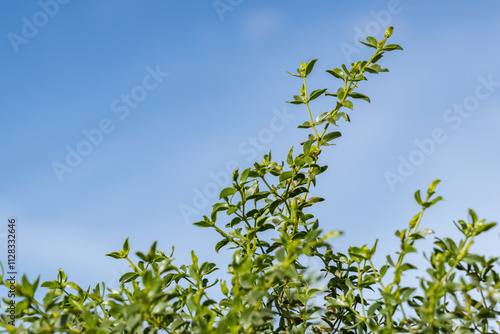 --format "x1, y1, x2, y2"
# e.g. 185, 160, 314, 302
1, 27, 498, 334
